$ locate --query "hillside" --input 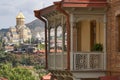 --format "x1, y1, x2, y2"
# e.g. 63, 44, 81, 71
26, 19, 44, 32
0, 28, 8, 37
26, 19, 45, 37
